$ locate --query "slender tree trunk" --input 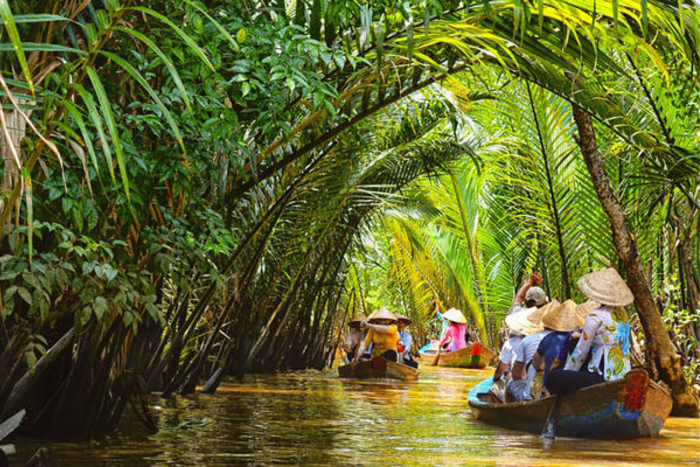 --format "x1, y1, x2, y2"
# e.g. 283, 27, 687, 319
571, 102, 699, 416
526, 82, 572, 299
